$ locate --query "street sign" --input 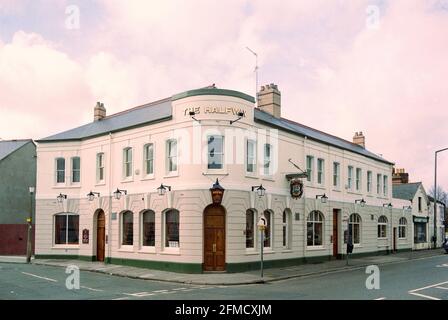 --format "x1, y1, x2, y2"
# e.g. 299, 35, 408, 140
257, 216, 267, 230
